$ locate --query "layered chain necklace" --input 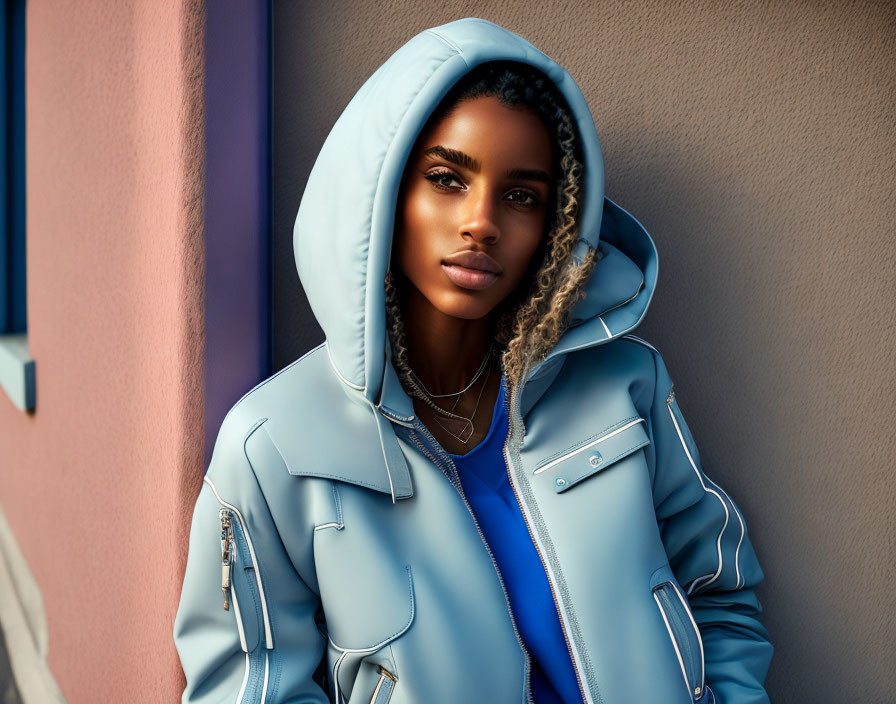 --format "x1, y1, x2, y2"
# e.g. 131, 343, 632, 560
407, 341, 496, 445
